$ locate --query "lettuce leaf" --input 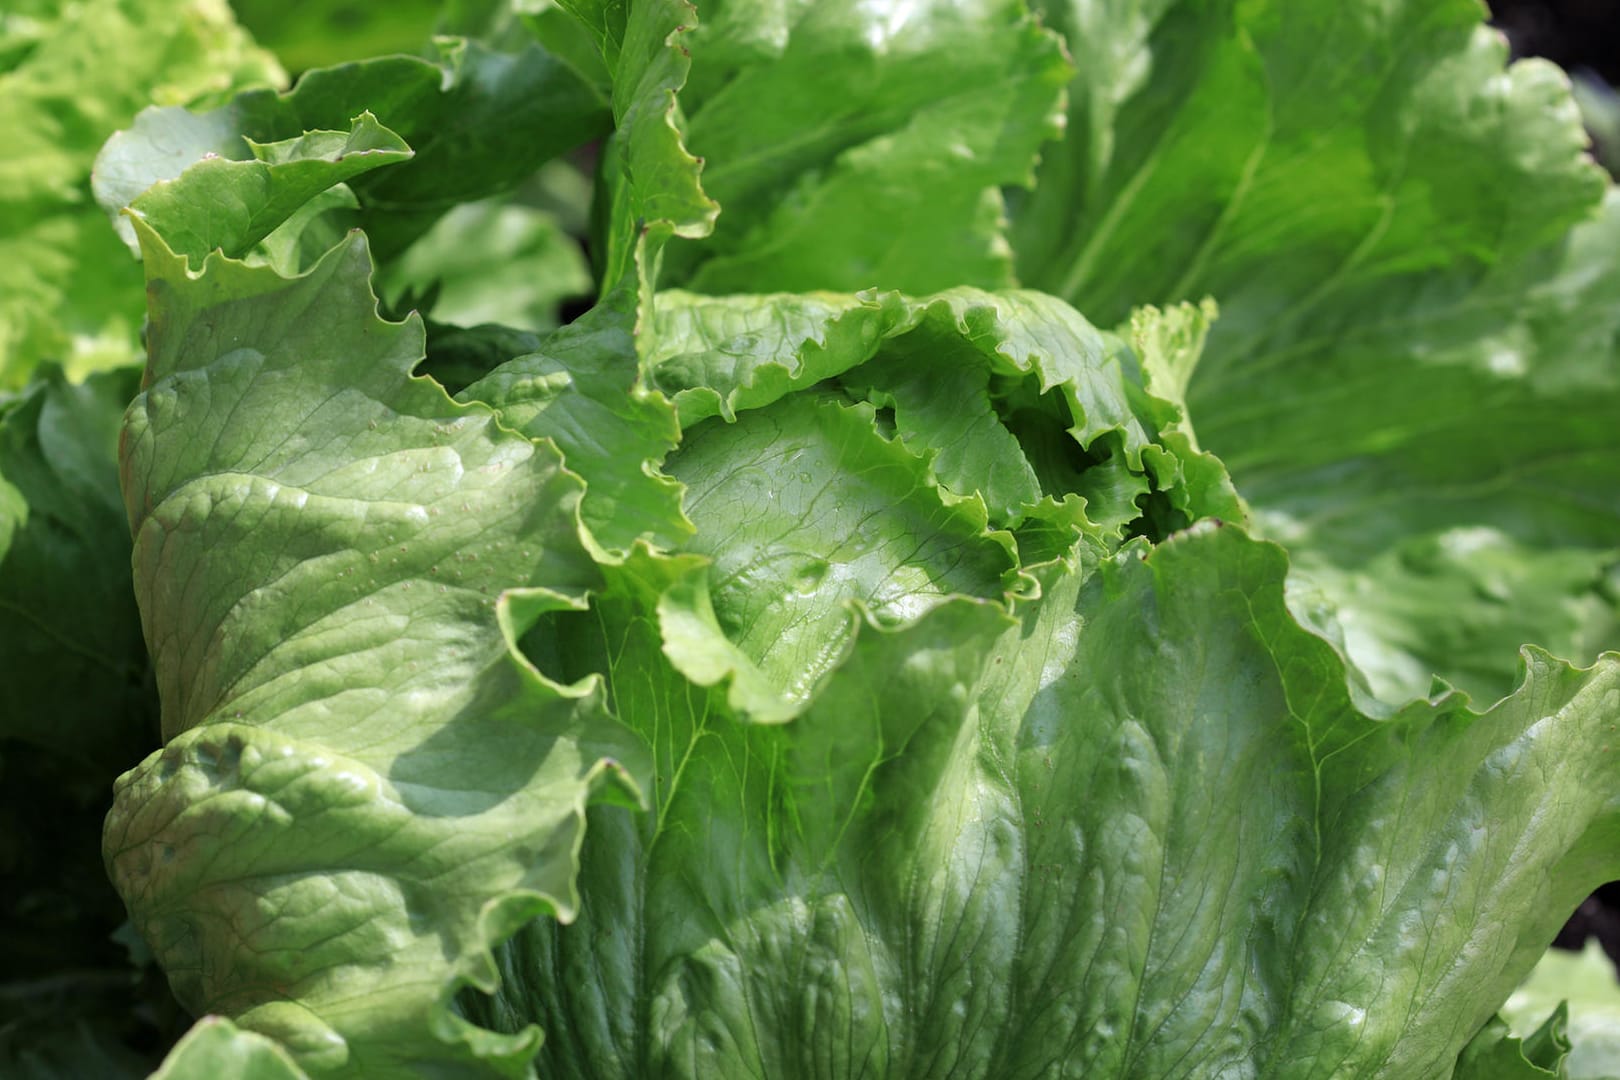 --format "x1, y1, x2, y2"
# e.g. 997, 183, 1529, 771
107, 217, 646, 1077
1013, 0, 1620, 703
660, 0, 1070, 294
93, 35, 609, 265
82, 0, 1620, 1076
108, 169, 1620, 1075
1505, 942, 1620, 1080
483, 519, 1620, 1078
148, 1019, 309, 1080
0, 0, 281, 386
570, 0, 1070, 294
